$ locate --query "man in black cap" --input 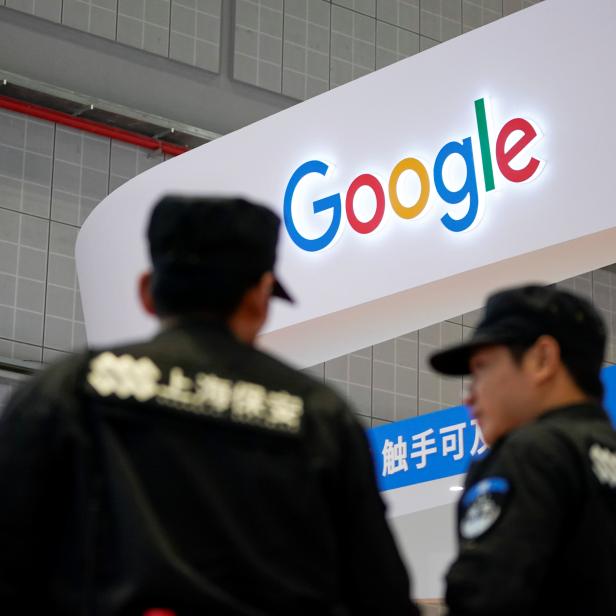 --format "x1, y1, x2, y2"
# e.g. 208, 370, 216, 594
0, 196, 418, 616
430, 284, 616, 615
